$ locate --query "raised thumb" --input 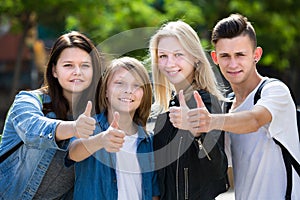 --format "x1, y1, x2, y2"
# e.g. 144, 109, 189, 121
193, 91, 205, 108
178, 90, 188, 108
111, 111, 120, 129
83, 101, 92, 117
